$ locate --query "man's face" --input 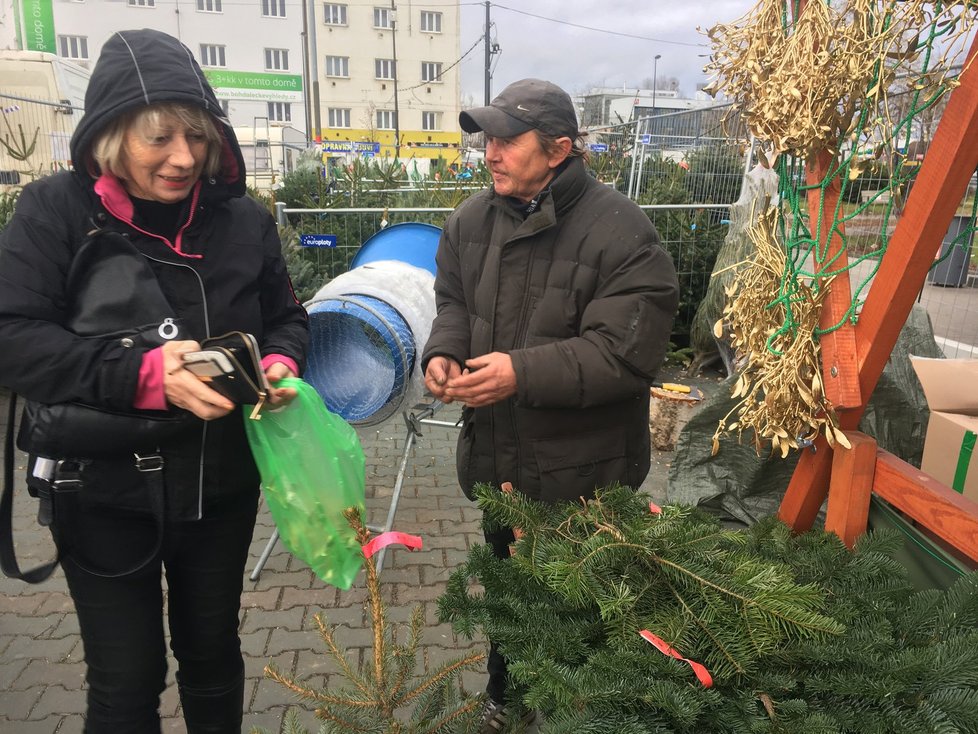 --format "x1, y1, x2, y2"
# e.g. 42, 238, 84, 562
484, 130, 568, 203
